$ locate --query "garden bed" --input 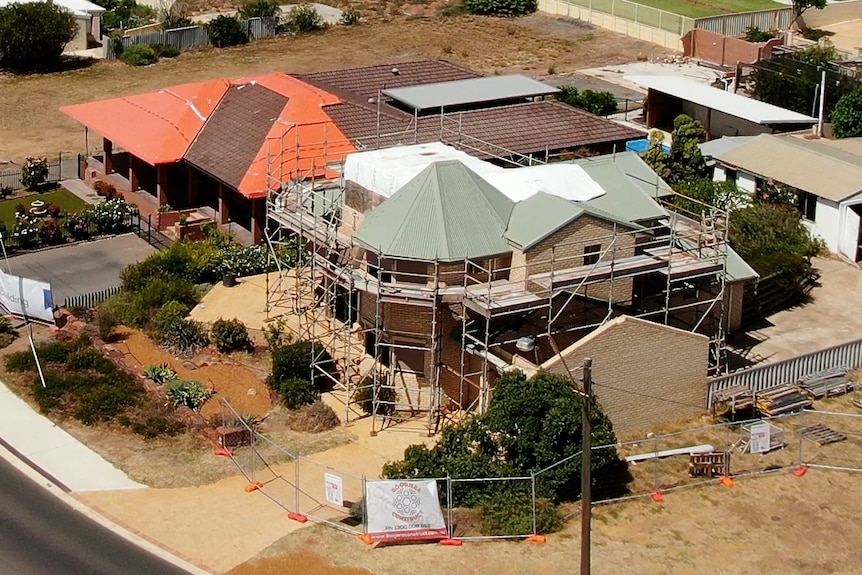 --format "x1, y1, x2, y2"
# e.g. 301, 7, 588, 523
0, 187, 86, 228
